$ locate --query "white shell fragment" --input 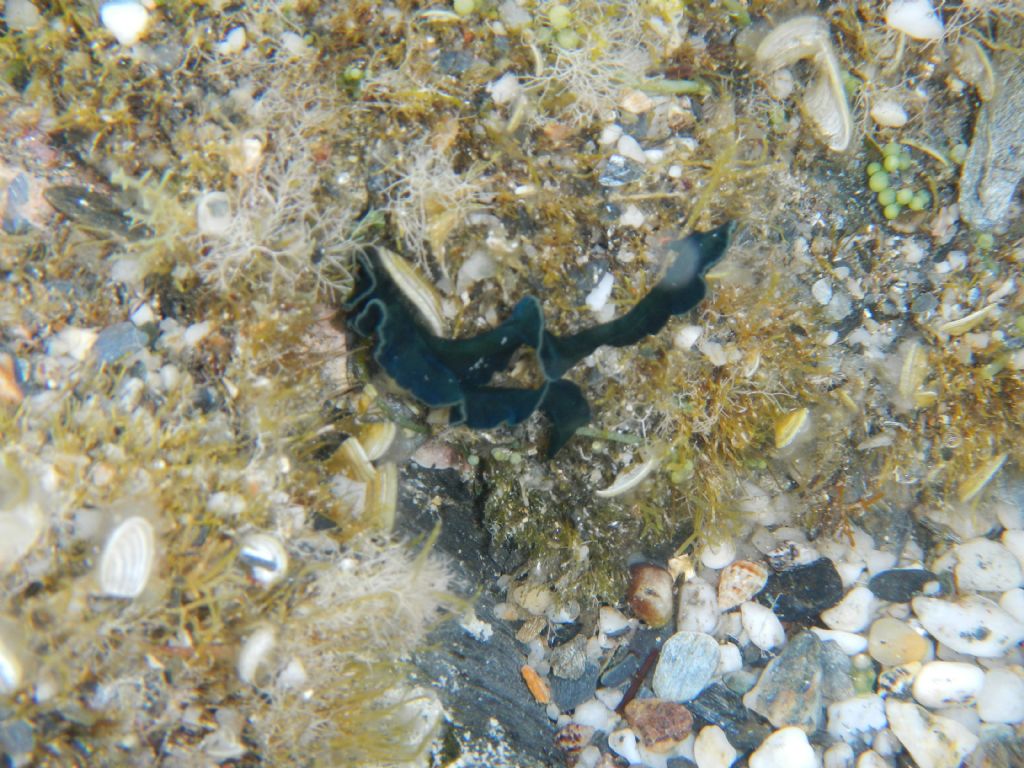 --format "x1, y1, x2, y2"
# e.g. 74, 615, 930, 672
755, 16, 852, 152
595, 451, 663, 498
98, 516, 156, 598
237, 626, 276, 685
885, 0, 944, 42
239, 533, 289, 586
99, 0, 151, 46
